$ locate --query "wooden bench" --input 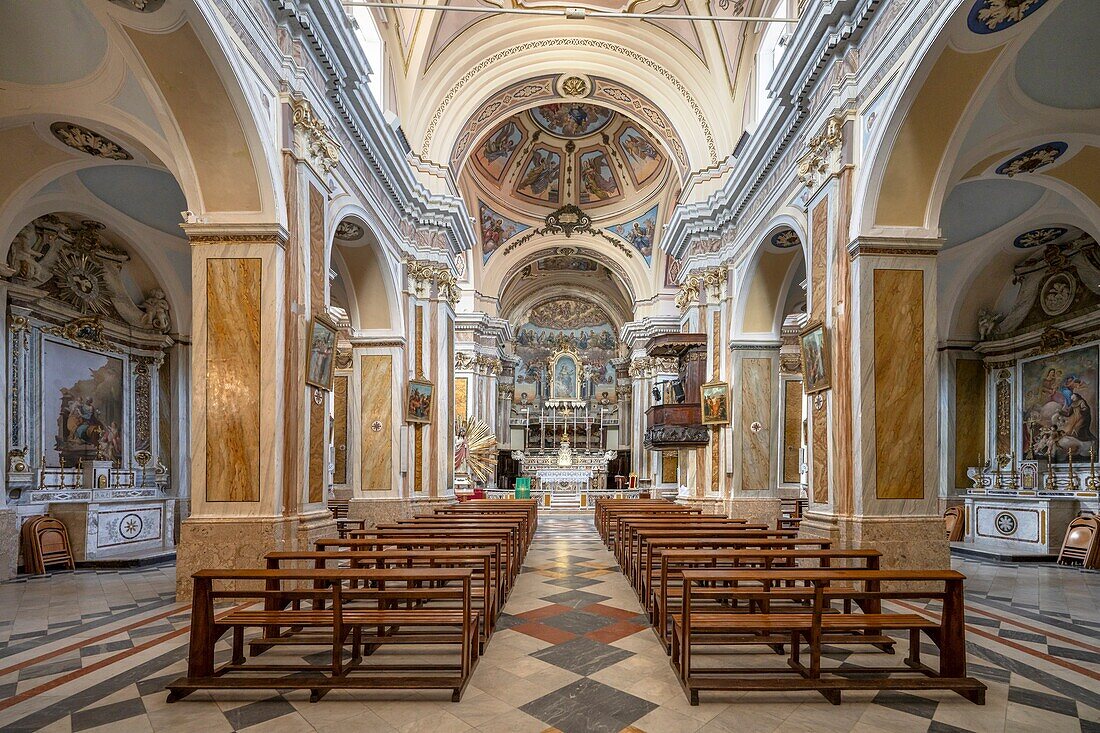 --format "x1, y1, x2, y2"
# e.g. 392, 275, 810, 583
264, 549, 499, 648
650, 548, 879, 651
353, 527, 521, 589
166, 567, 480, 704
669, 568, 986, 706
